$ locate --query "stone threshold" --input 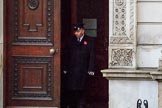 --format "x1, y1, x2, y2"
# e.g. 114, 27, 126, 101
101, 68, 162, 80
